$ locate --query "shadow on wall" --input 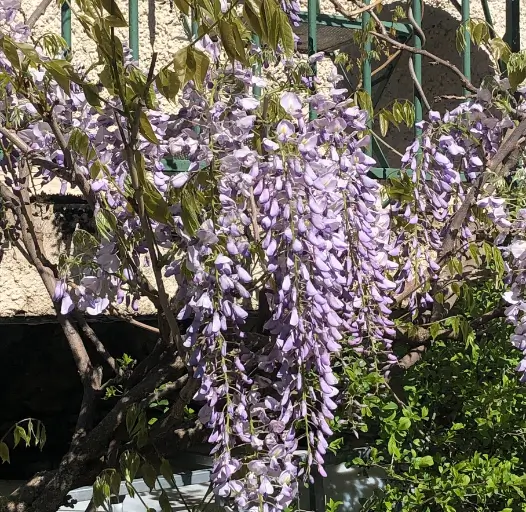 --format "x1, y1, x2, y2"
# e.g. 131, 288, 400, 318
0, 321, 157, 480
296, 463, 387, 512
339, 2, 494, 165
